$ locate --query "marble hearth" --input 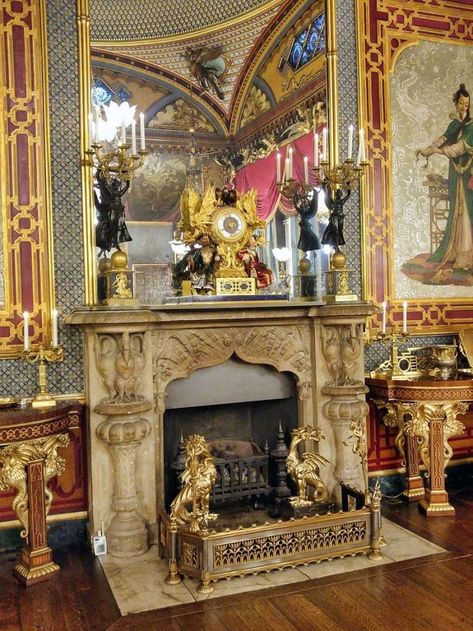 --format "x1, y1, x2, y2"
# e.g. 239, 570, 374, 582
66, 301, 375, 557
